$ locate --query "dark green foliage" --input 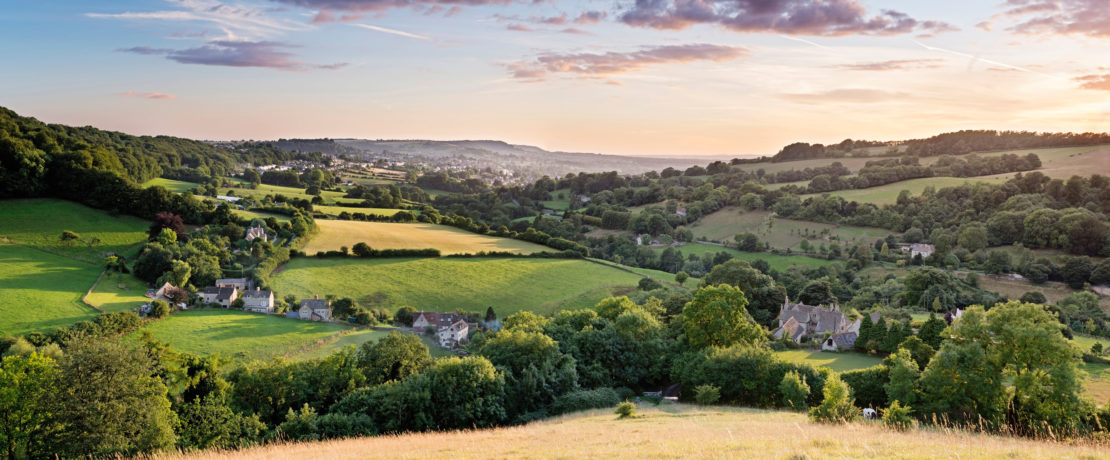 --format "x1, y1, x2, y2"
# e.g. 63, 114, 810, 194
638, 277, 662, 291
548, 388, 621, 415
695, 384, 722, 406
149, 300, 170, 319
779, 371, 810, 410
700, 260, 785, 327
1019, 291, 1047, 305
916, 313, 946, 350
228, 348, 366, 426
882, 401, 916, 431
682, 285, 764, 349
809, 374, 858, 424
356, 331, 432, 386
840, 366, 888, 409
897, 336, 935, 371
479, 330, 578, 421
798, 280, 836, 306
671, 345, 828, 409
